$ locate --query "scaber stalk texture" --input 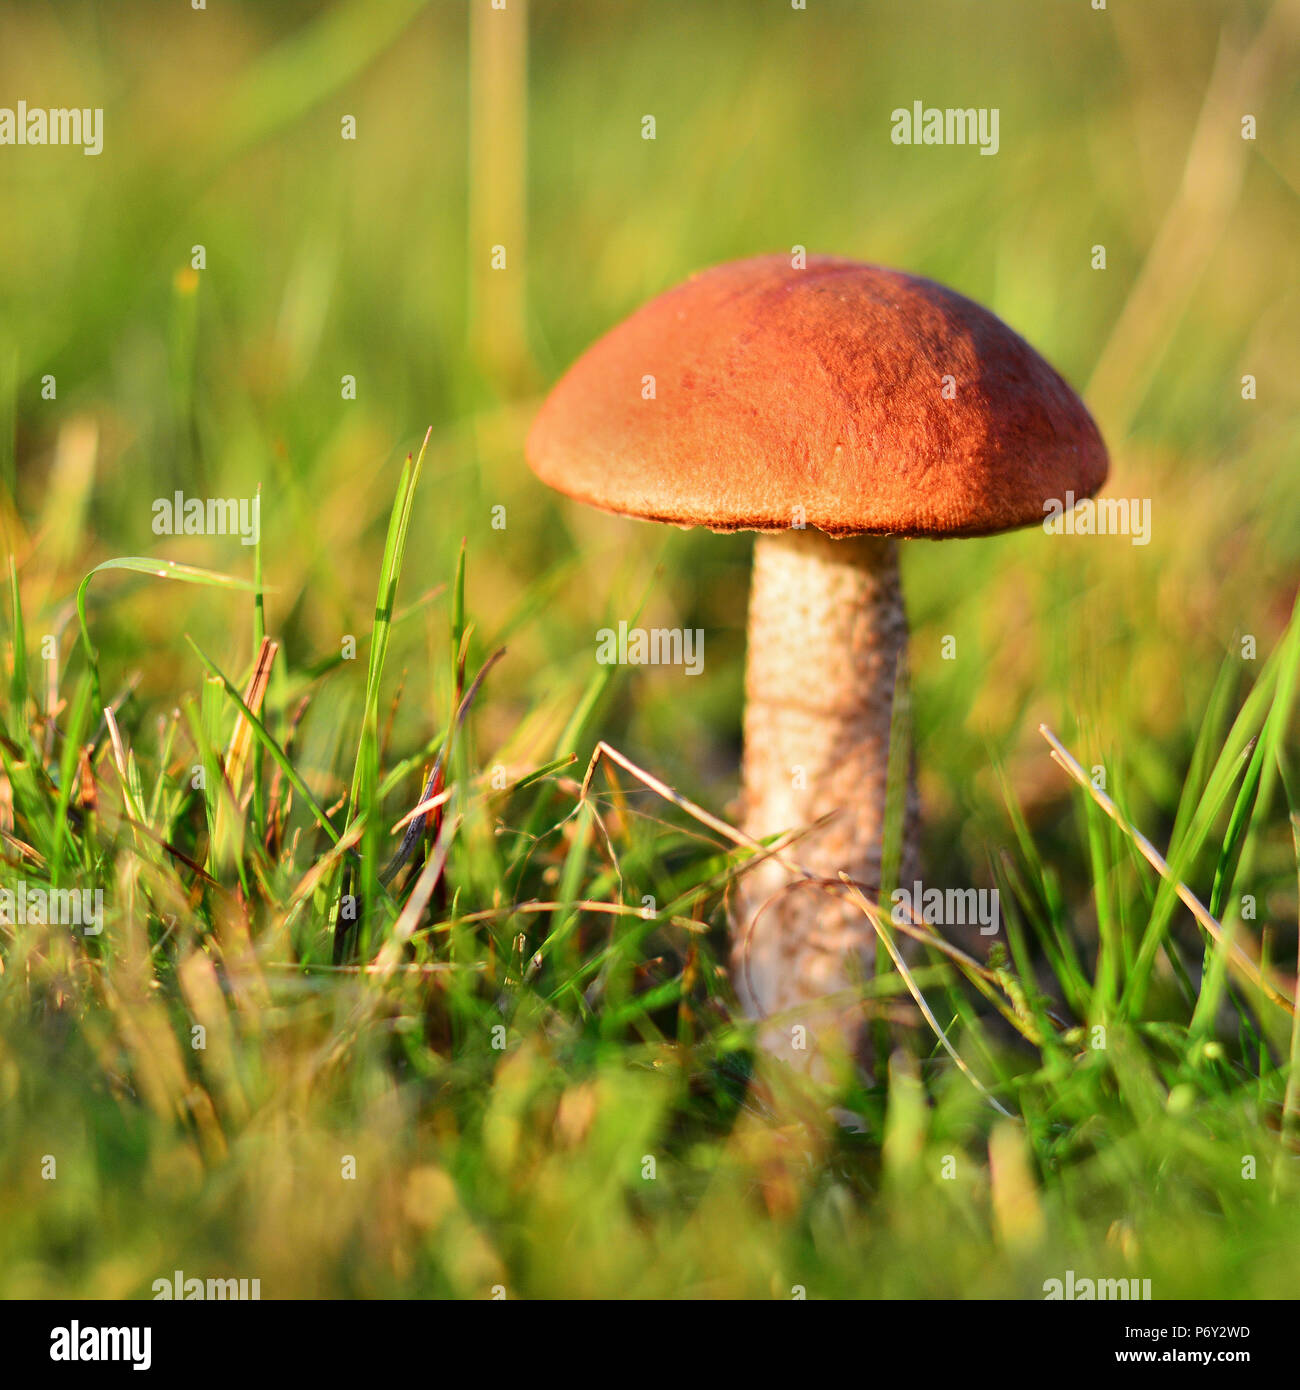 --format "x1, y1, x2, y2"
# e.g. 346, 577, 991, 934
732, 527, 920, 1062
